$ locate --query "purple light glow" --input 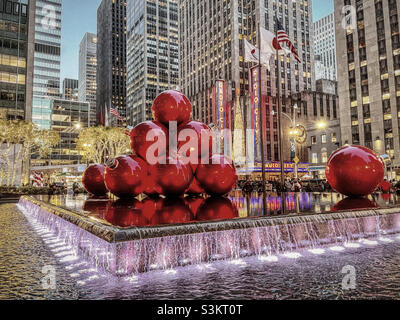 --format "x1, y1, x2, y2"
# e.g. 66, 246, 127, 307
18, 198, 400, 276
